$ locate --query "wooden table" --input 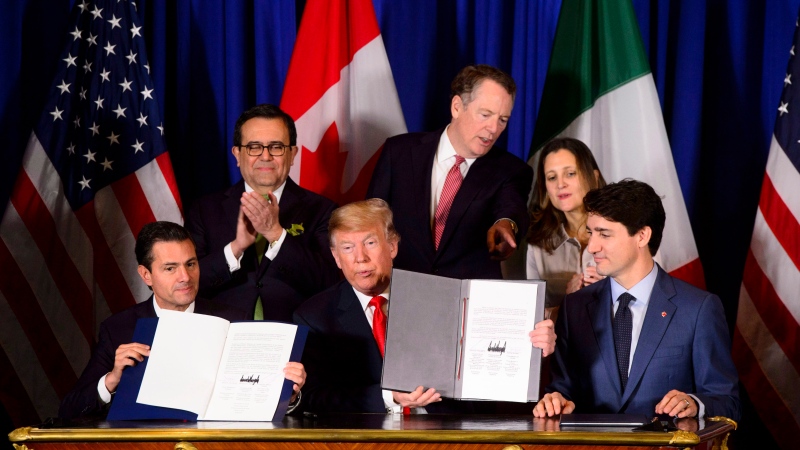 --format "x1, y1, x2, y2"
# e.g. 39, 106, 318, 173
9, 414, 736, 450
